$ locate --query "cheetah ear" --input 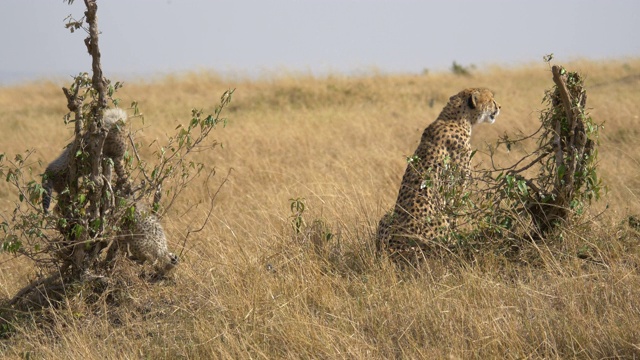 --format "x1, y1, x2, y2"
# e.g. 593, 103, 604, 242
467, 92, 478, 109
